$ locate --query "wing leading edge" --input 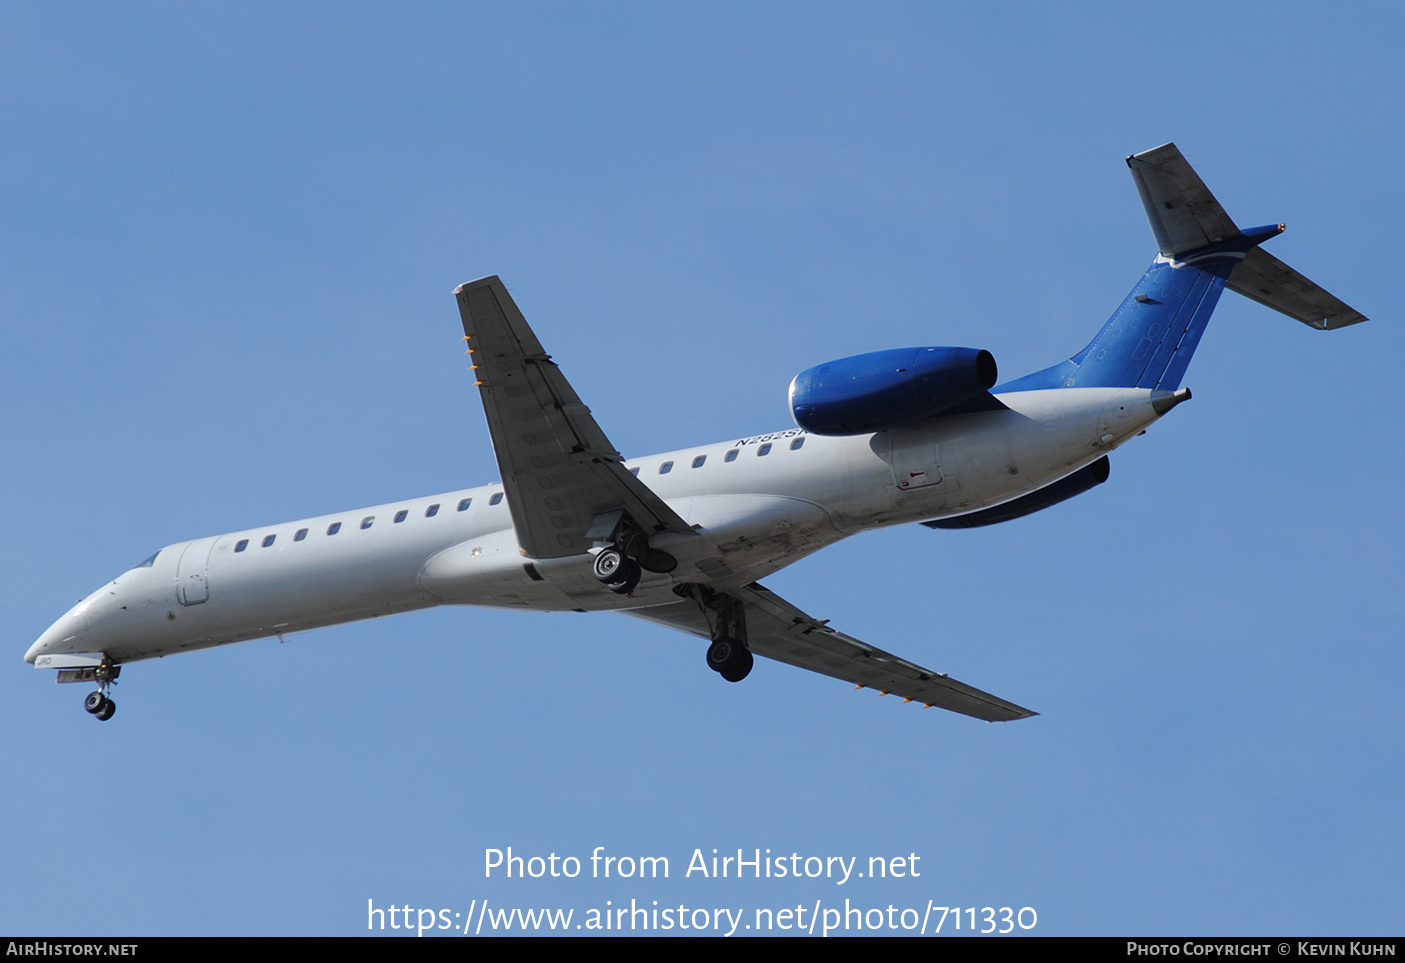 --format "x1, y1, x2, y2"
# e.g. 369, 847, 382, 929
625, 583, 1036, 722
454, 276, 694, 559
